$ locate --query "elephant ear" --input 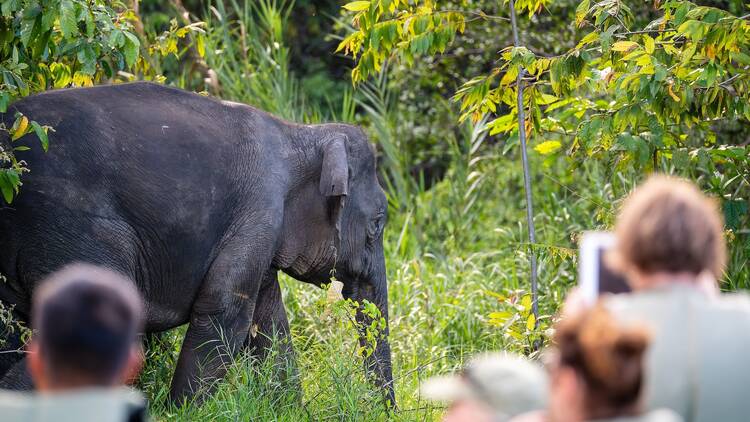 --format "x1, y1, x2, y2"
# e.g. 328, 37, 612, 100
319, 136, 349, 197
